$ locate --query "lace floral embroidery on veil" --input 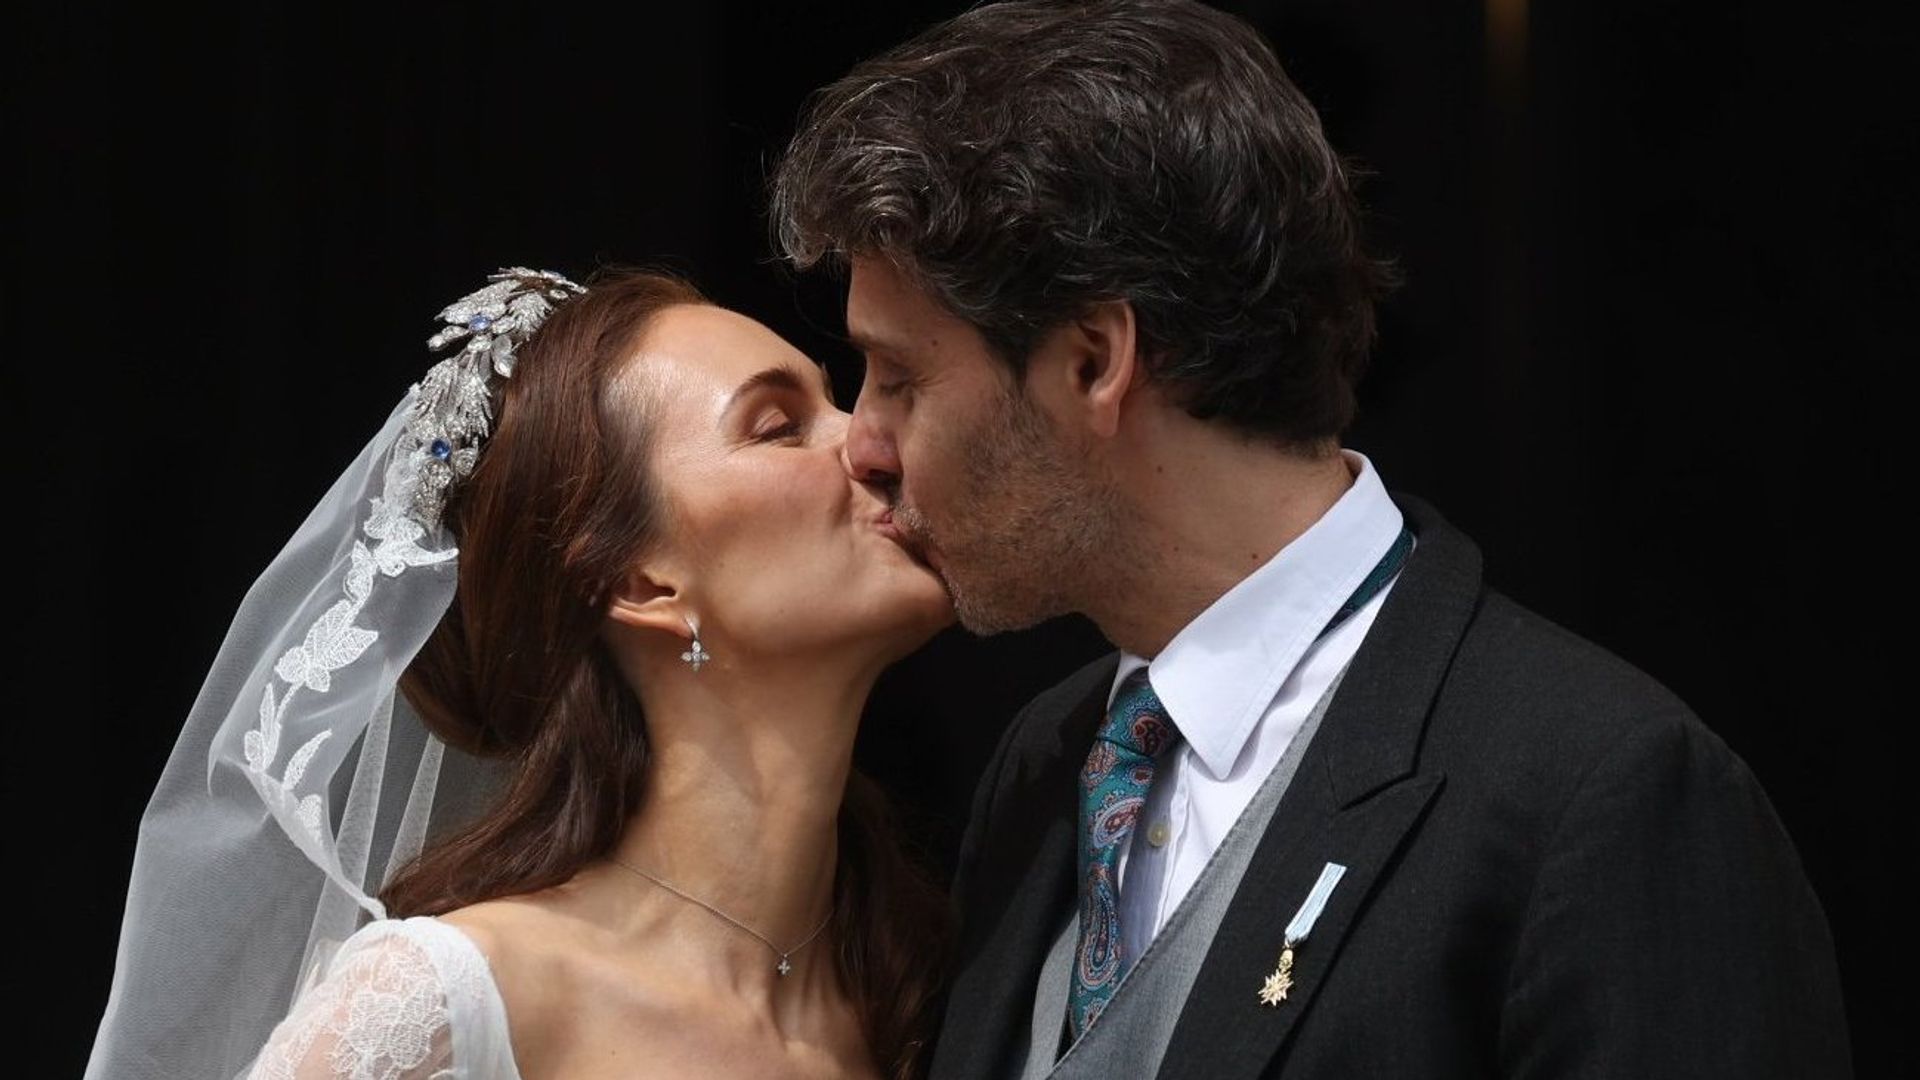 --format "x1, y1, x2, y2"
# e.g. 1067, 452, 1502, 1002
241, 475, 456, 850
239, 270, 576, 863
